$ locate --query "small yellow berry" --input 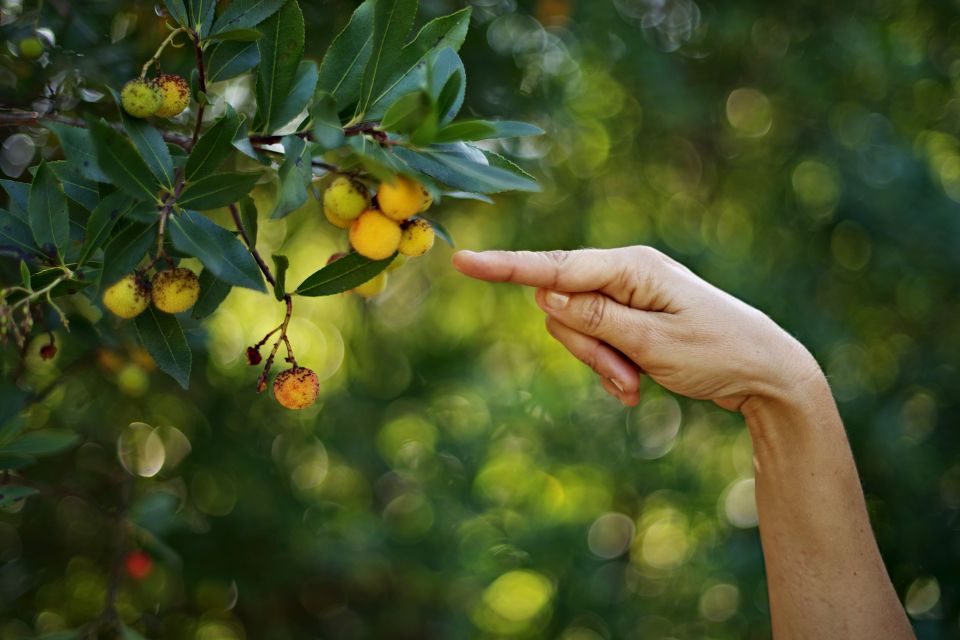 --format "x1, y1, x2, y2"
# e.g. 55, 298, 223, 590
121, 79, 162, 118
323, 177, 370, 222
102, 275, 150, 319
398, 218, 435, 257
377, 176, 427, 221
352, 272, 388, 298
349, 210, 401, 260
419, 185, 433, 213
151, 268, 200, 314
18, 37, 44, 60
273, 366, 320, 410
152, 74, 190, 118
324, 205, 352, 229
